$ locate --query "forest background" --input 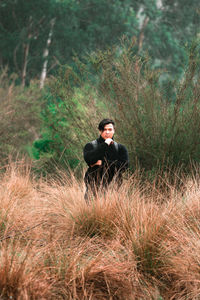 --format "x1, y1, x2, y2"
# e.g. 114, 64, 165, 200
0, 0, 200, 178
